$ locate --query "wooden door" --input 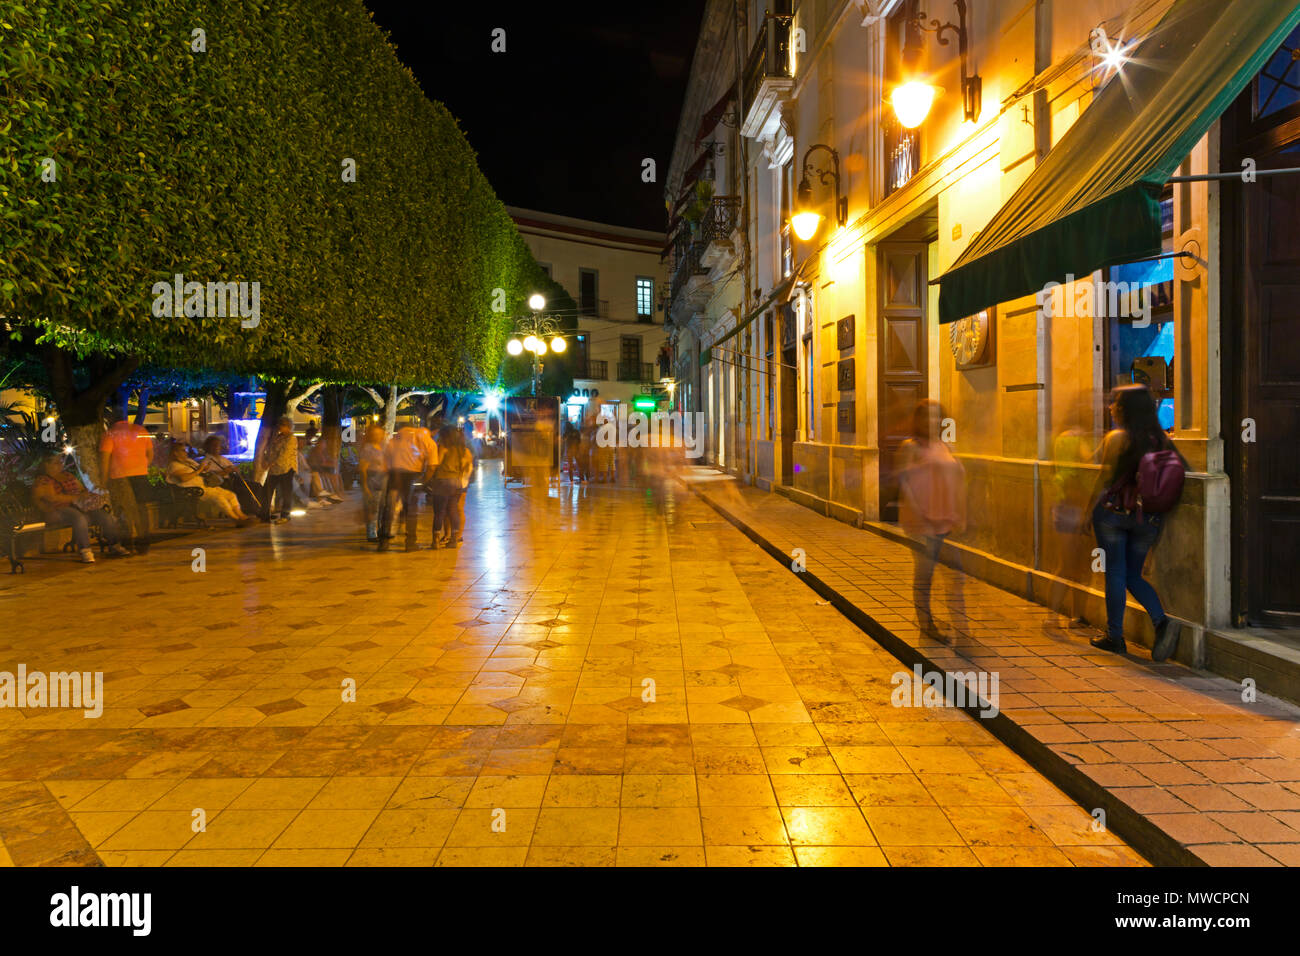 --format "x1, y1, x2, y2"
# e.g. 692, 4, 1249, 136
878, 243, 928, 521
1241, 150, 1300, 626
